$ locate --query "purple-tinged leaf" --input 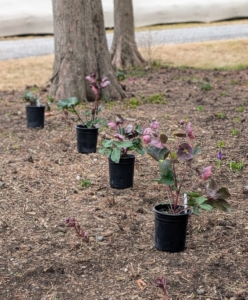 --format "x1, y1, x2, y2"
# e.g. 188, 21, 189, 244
160, 133, 168, 144
147, 146, 170, 161
215, 187, 231, 200
125, 124, 133, 134
101, 77, 110, 88
173, 132, 187, 138
86, 73, 96, 84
